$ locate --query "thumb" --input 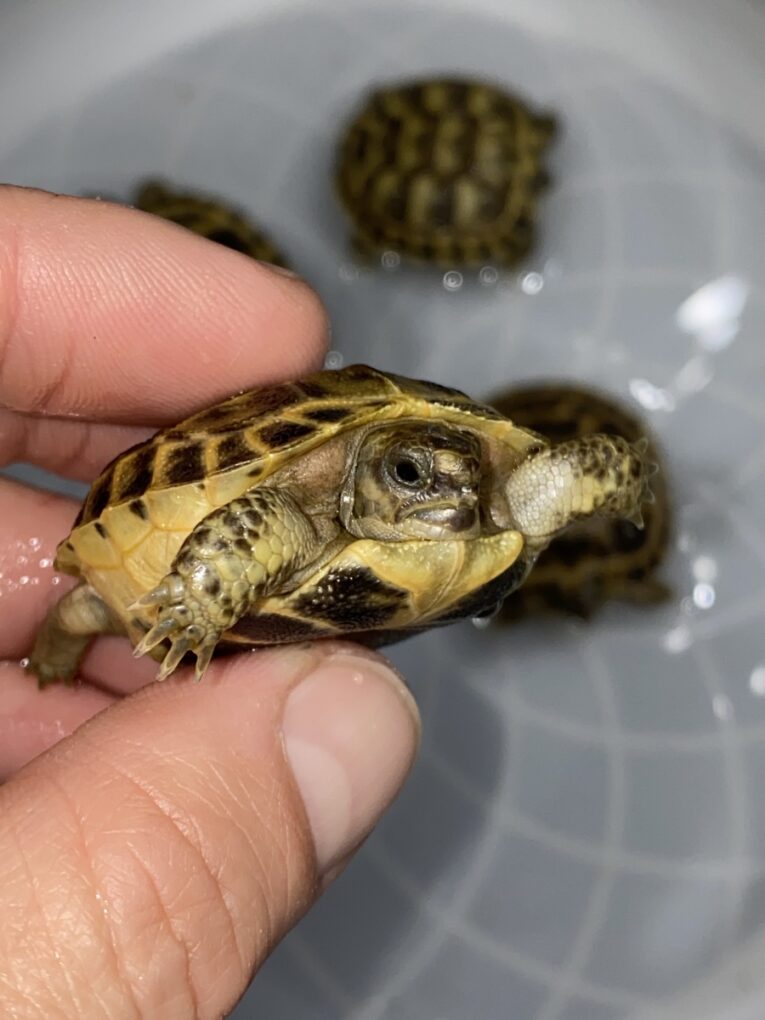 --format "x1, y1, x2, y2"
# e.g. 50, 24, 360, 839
0, 645, 419, 1019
